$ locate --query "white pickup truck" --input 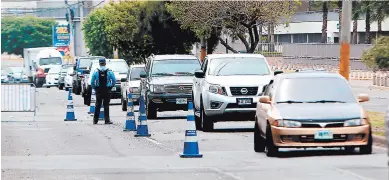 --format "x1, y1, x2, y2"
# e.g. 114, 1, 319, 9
120, 64, 145, 111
